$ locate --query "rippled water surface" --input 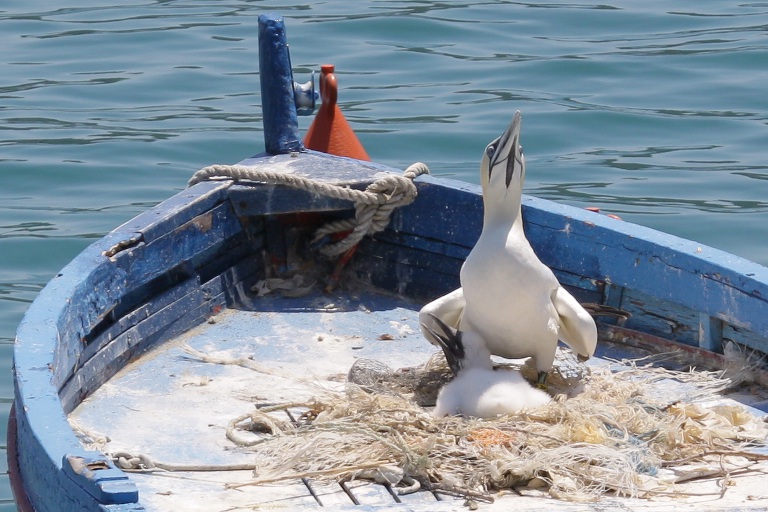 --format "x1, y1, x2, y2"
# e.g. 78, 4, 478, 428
1, 1, 767, 507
